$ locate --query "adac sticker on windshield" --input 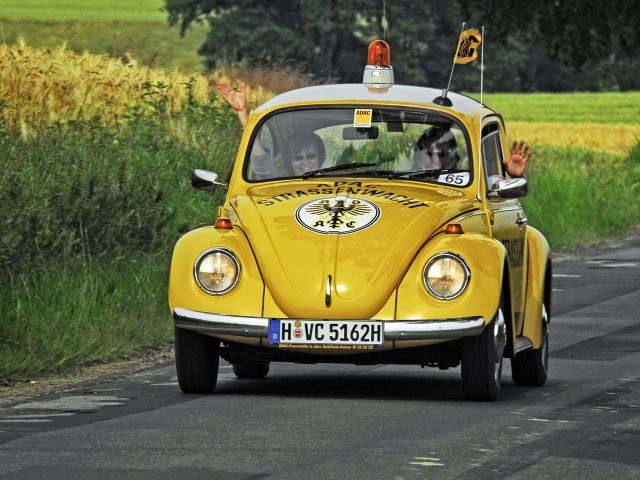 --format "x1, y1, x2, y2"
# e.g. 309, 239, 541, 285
353, 109, 372, 128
